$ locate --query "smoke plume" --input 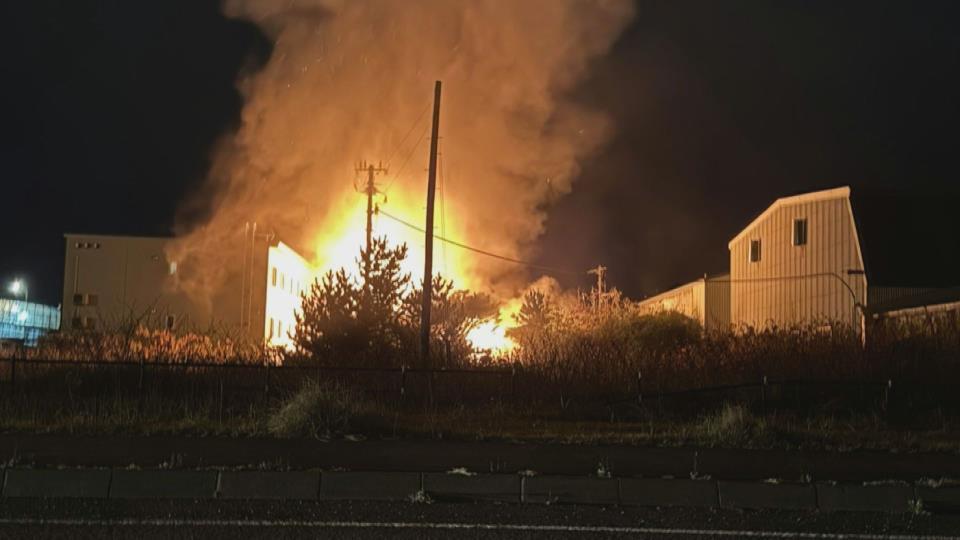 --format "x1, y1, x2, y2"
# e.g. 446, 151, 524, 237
169, 0, 634, 302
